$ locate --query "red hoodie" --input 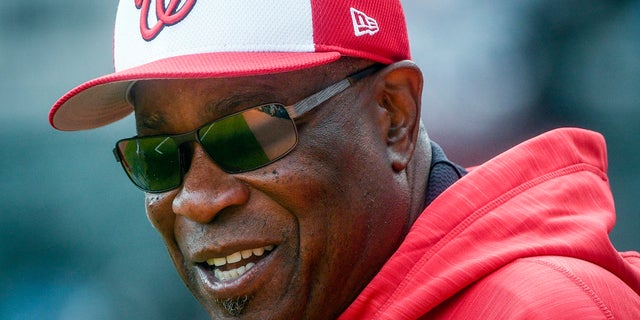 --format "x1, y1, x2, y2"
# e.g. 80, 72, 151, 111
340, 128, 640, 319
